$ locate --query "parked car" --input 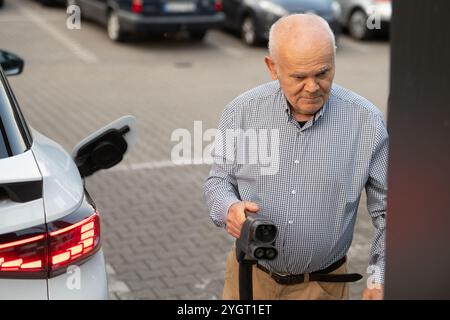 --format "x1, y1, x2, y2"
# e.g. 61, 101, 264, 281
335, 0, 391, 40
0, 50, 137, 299
68, 0, 226, 42
37, 0, 66, 6
221, 0, 342, 46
